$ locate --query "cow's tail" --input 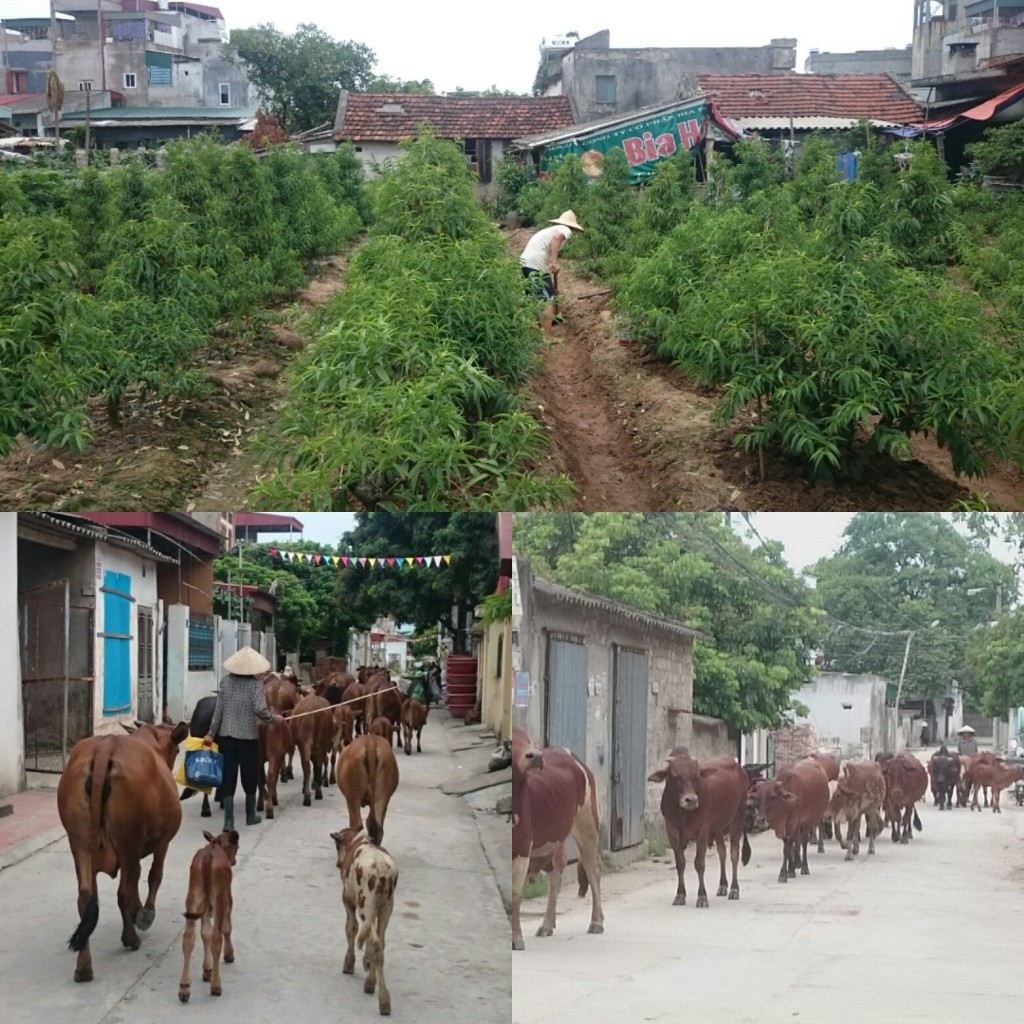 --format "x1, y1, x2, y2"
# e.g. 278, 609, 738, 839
741, 832, 752, 867
68, 739, 114, 952
366, 739, 382, 846
913, 808, 922, 831
577, 763, 600, 898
